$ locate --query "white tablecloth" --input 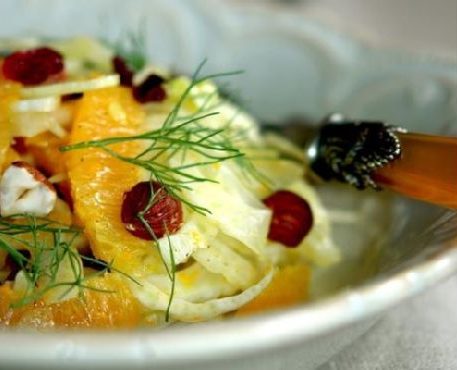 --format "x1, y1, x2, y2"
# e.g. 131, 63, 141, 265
318, 275, 457, 370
